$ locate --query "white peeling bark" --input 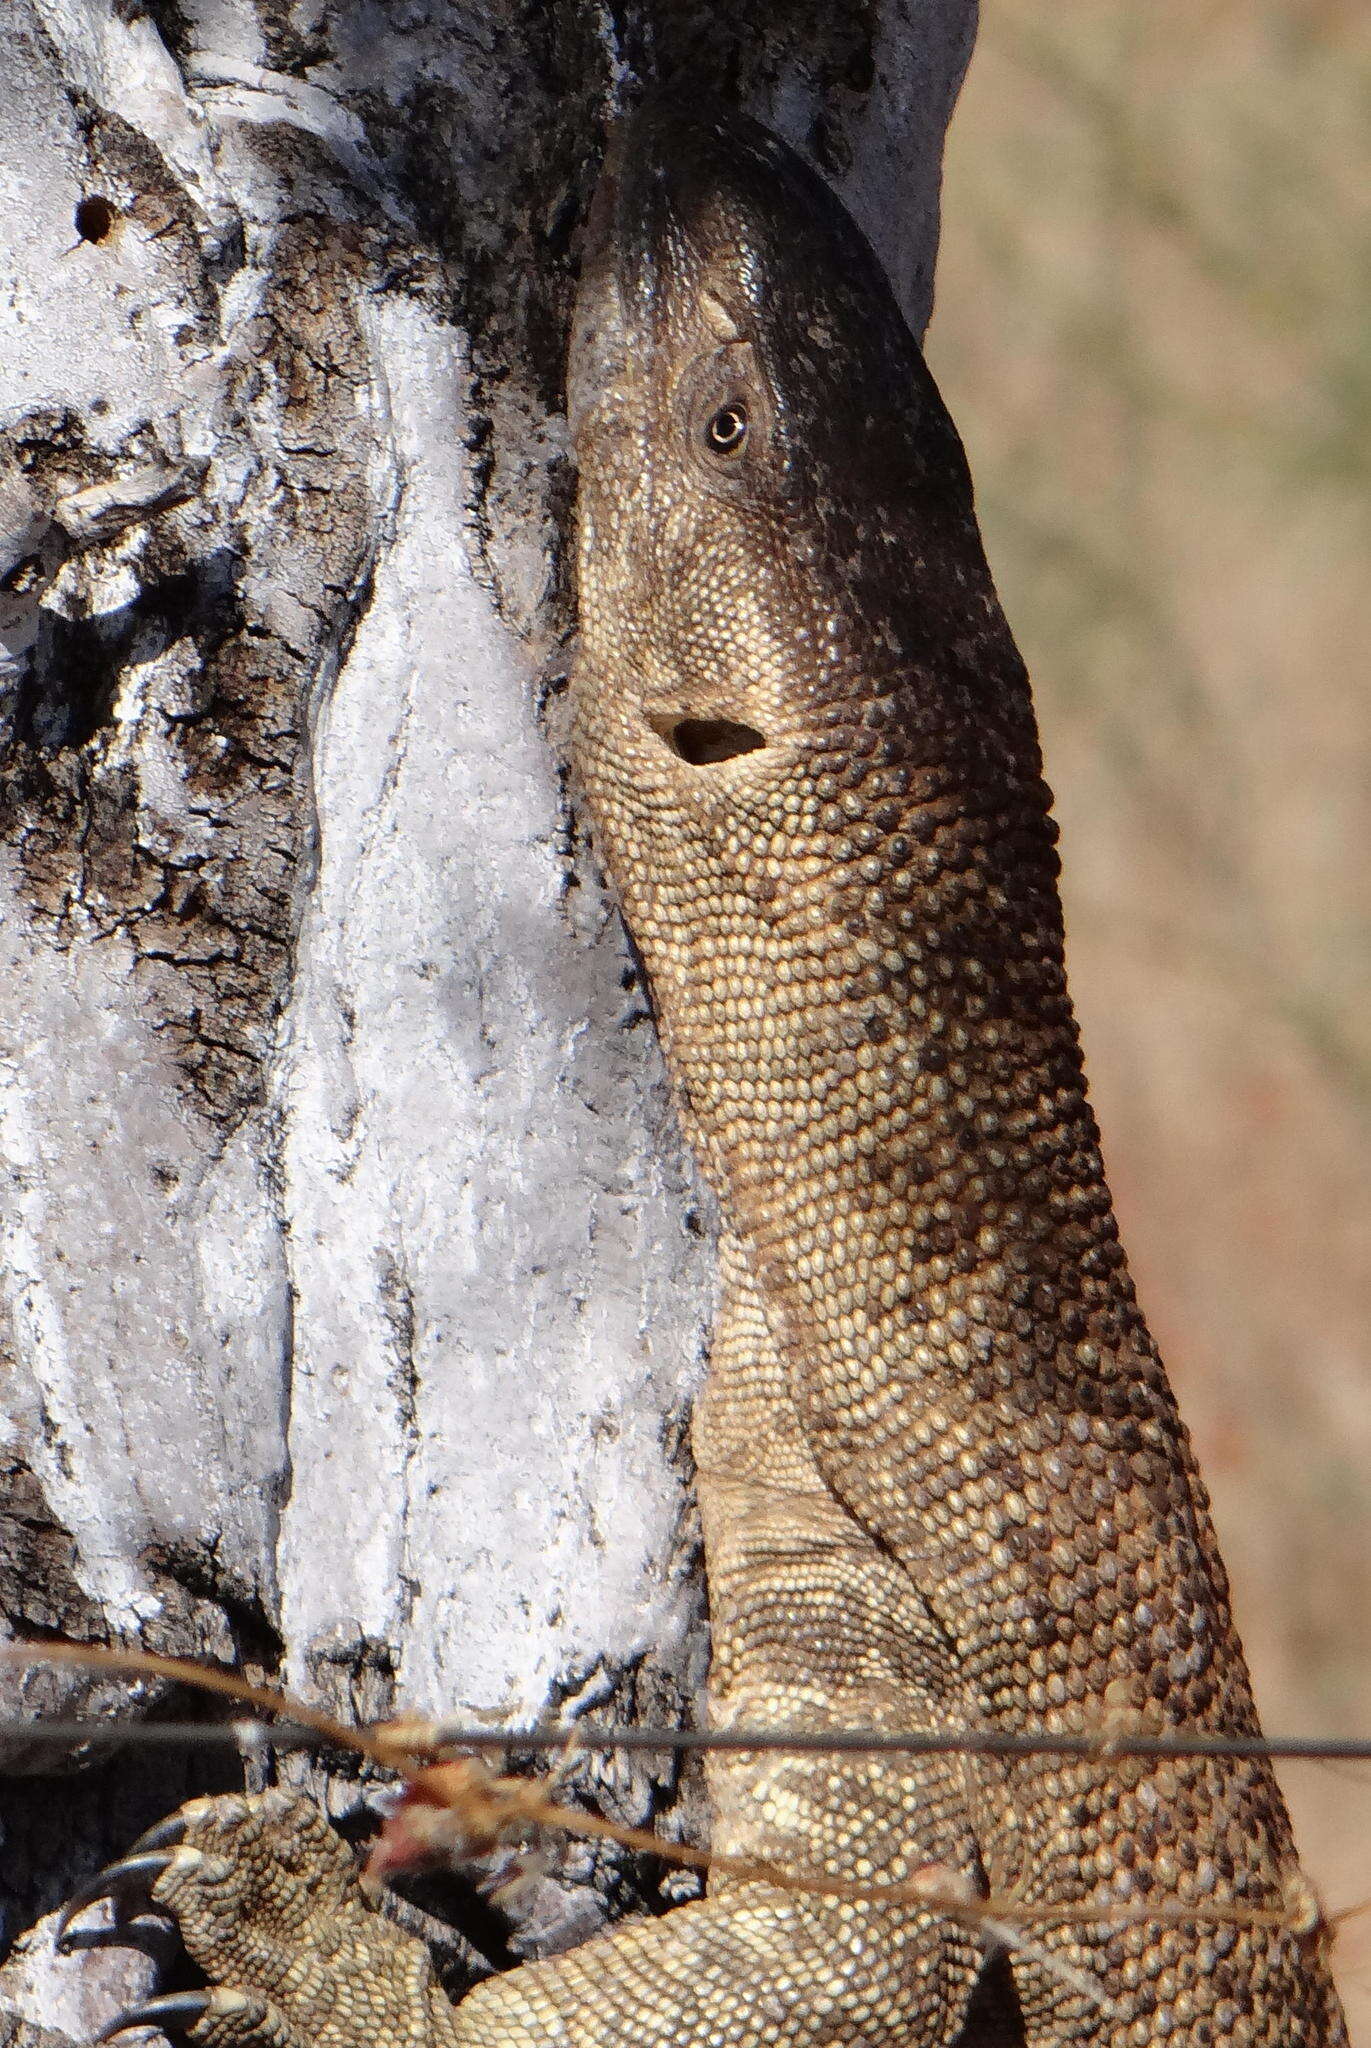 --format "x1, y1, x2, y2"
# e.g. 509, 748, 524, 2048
0, 2, 978, 2040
